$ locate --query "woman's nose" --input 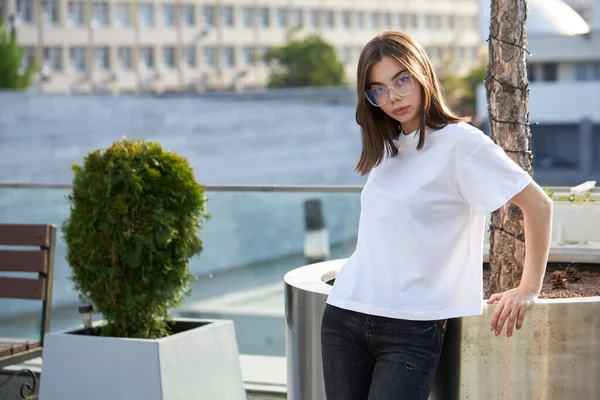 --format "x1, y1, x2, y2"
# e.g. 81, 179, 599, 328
388, 87, 402, 102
